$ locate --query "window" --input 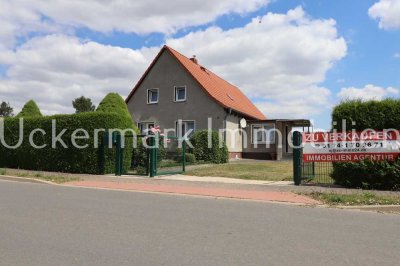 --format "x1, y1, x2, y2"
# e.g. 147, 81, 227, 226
174, 86, 186, 102
175, 120, 195, 138
147, 89, 159, 104
251, 124, 275, 144
138, 122, 155, 134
